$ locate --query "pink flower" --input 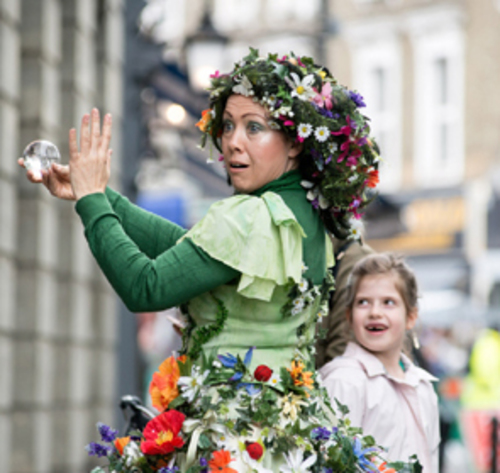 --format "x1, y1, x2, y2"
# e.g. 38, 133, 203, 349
210, 70, 220, 78
312, 82, 333, 110
332, 115, 355, 137
283, 120, 295, 126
